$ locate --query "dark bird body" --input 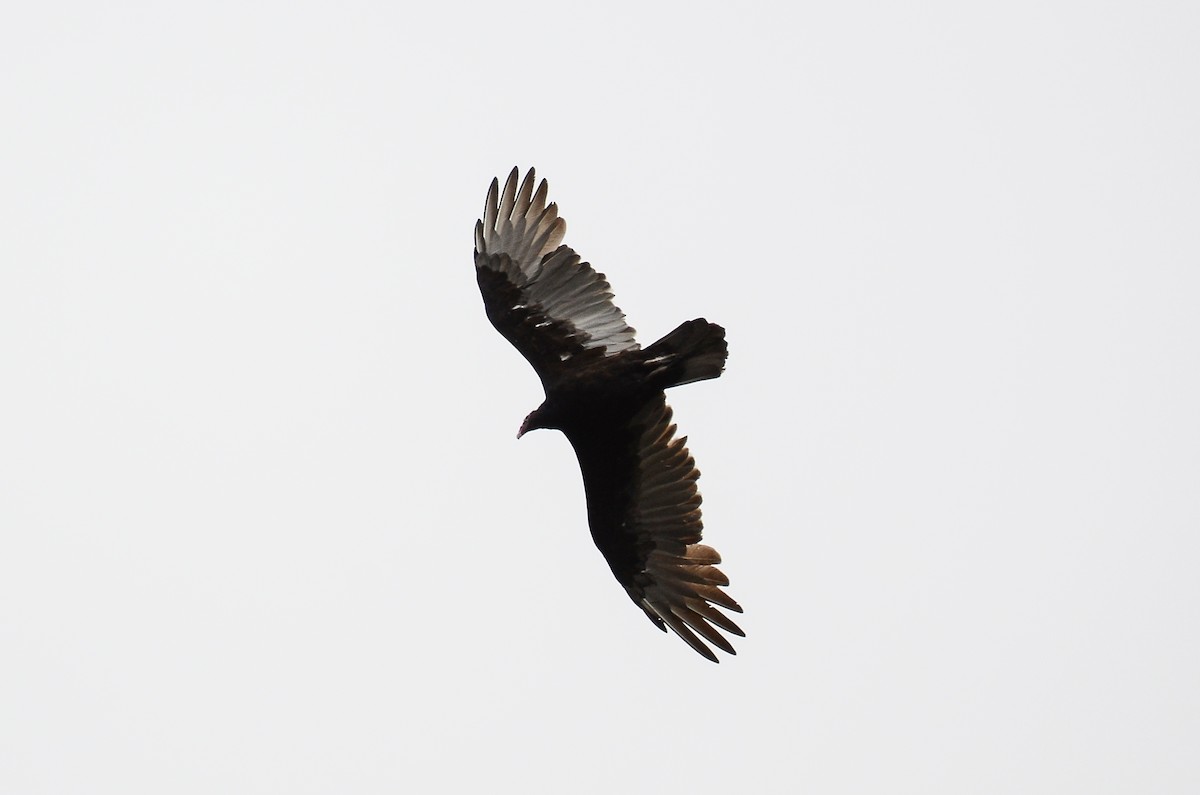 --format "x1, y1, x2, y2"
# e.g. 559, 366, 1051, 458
474, 168, 743, 661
